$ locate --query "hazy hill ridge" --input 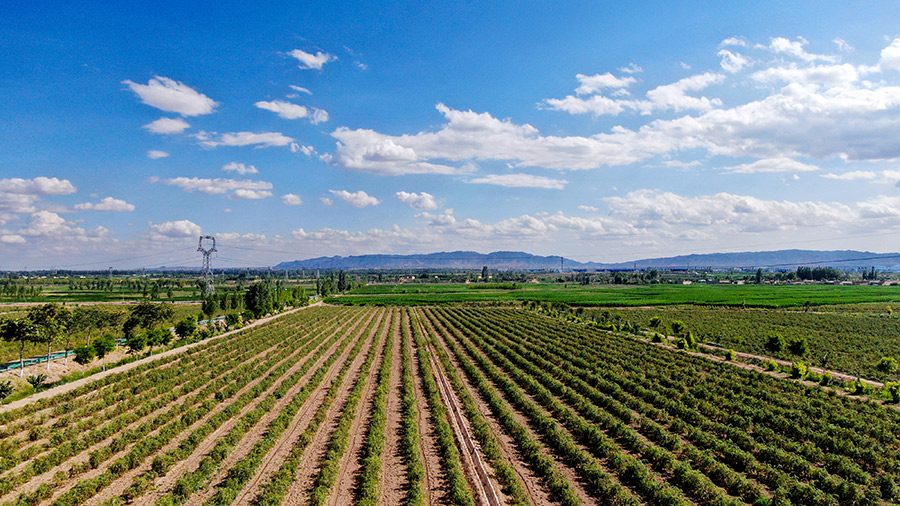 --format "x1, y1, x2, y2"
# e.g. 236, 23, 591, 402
274, 249, 900, 270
